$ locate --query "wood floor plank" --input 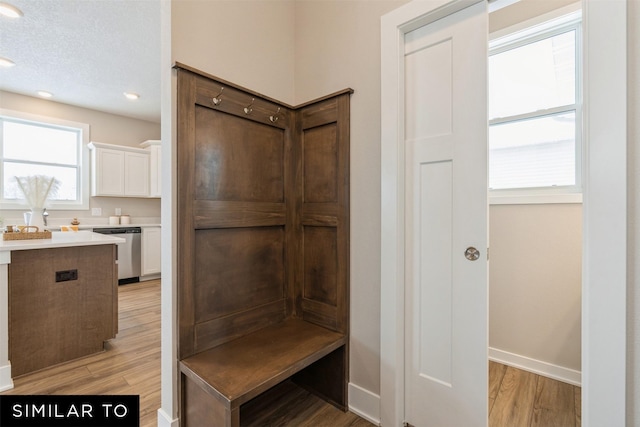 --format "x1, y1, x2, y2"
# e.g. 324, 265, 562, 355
575, 386, 581, 427
240, 380, 373, 427
240, 385, 328, 427
488, 363, 582, 427
122, 359, 161, 386
489, 366, 538, 427
240, 381, 306, 425
530, 375, 575, 427
302, 404, 372, 427
489, 360, 507, 414
2, 366, 94, 395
